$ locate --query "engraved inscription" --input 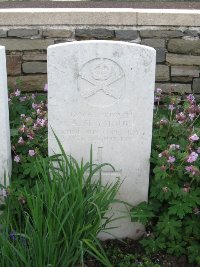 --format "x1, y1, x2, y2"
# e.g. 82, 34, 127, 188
49, 110, 138, 144
78, 58, 125, 107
